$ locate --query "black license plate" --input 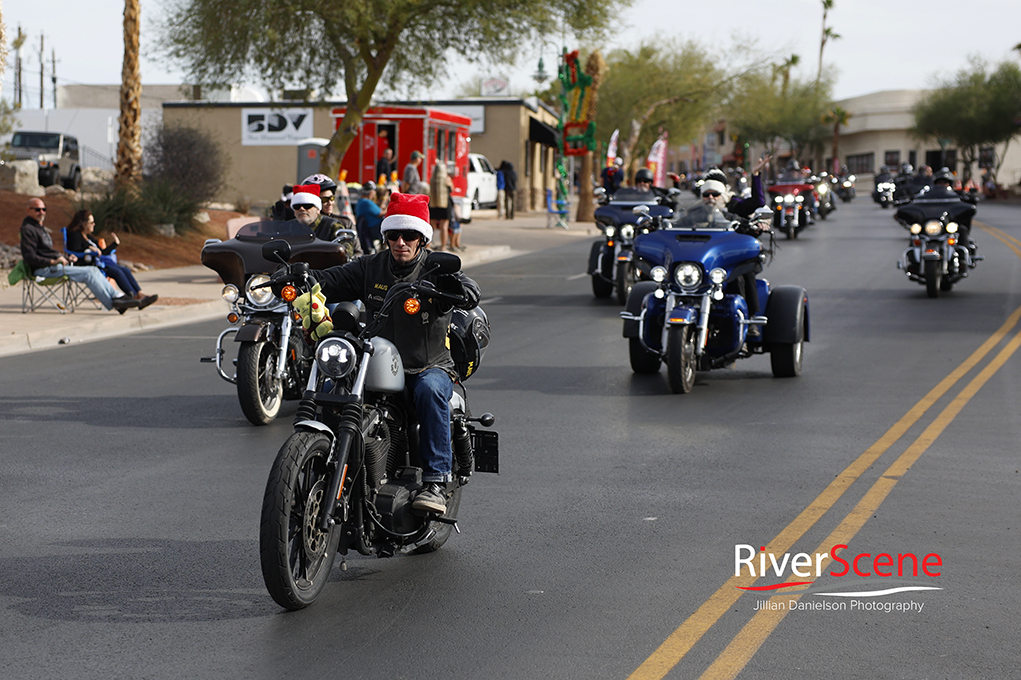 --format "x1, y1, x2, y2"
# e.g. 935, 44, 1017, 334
472, 430, 499, 473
